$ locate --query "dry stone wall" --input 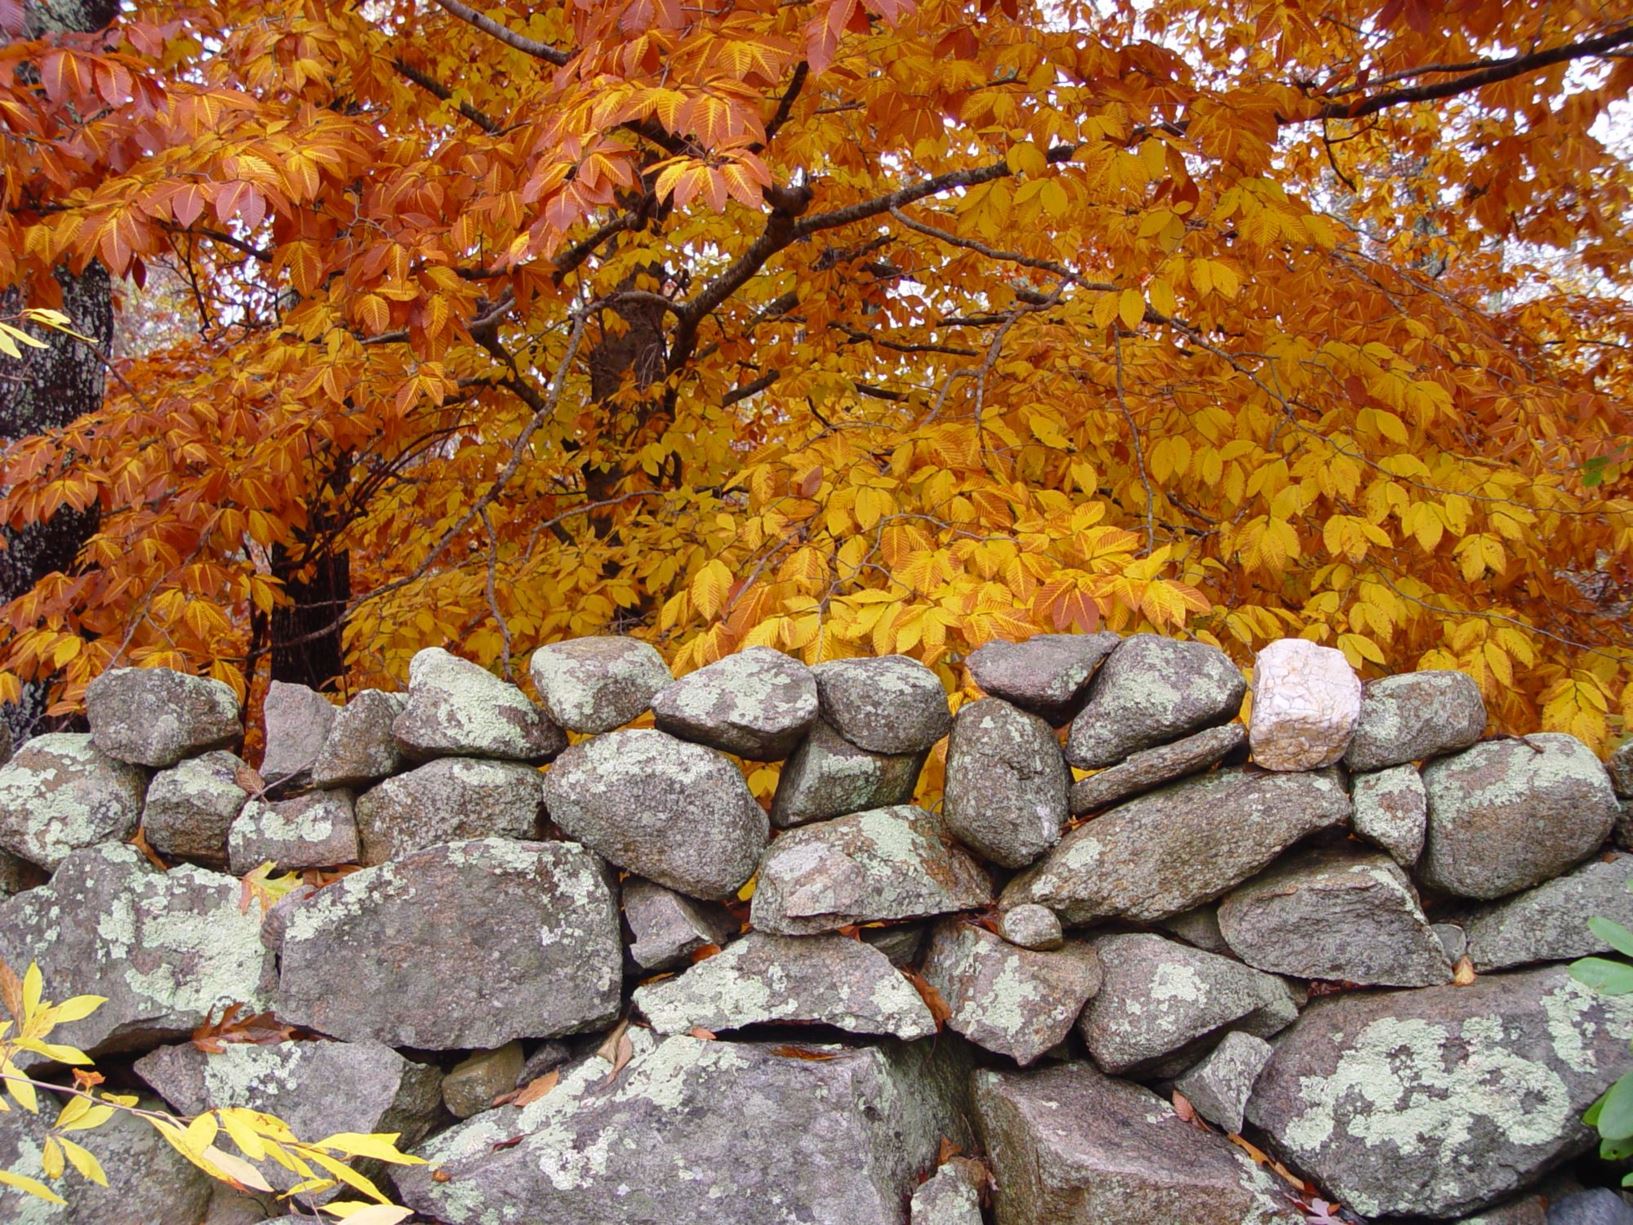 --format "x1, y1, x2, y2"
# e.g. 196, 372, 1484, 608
0, 632, 1630, 1222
